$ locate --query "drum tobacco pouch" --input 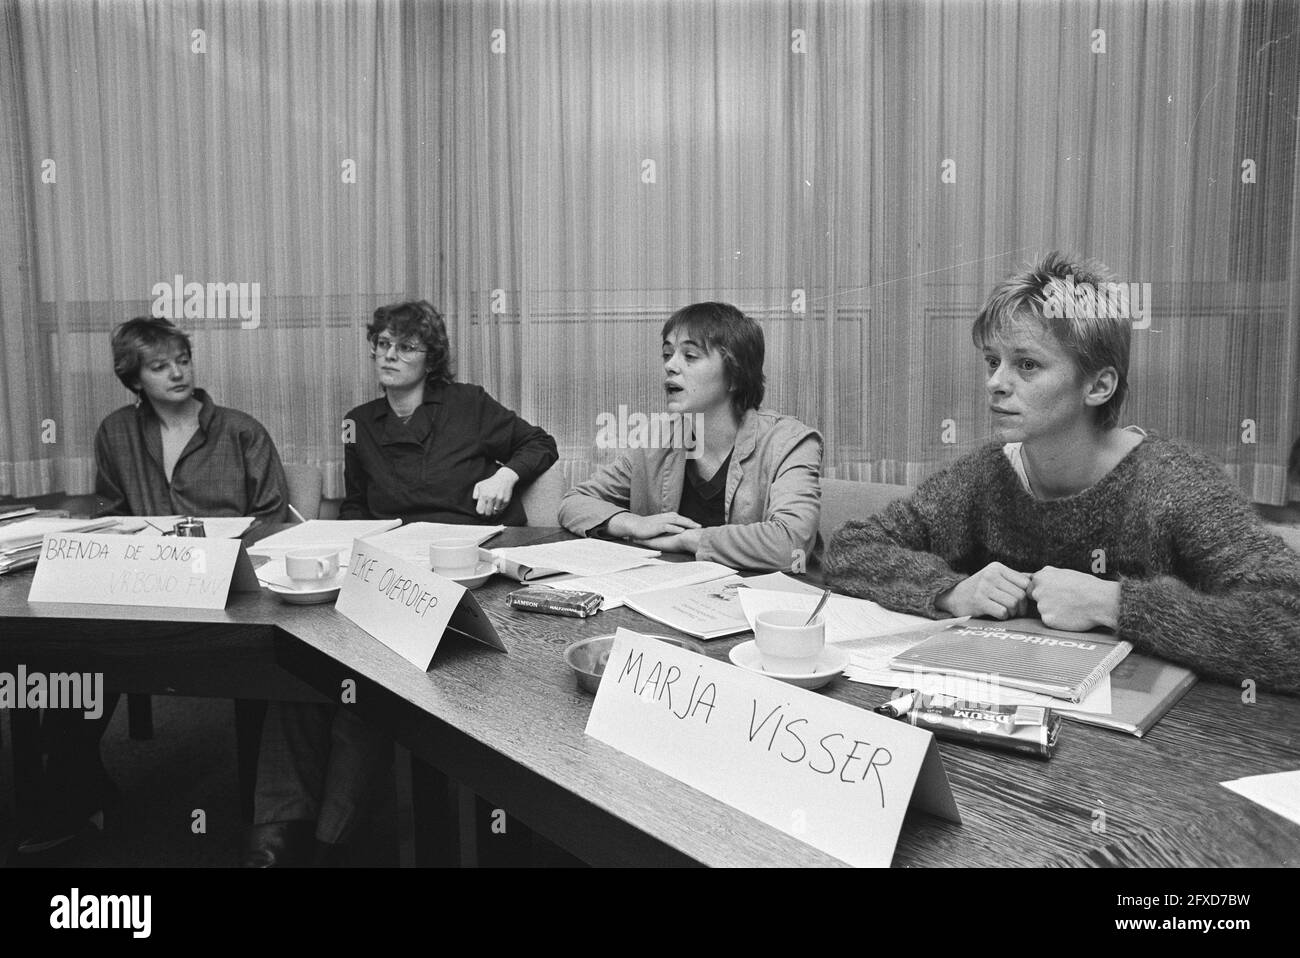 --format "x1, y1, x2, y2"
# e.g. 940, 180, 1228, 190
506, 586, 604, 618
